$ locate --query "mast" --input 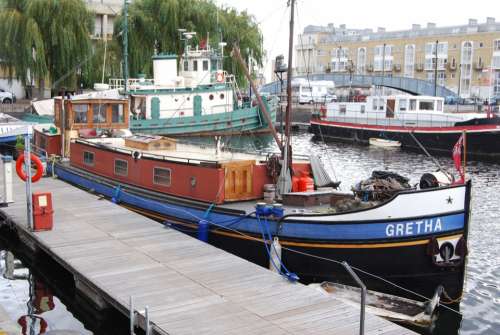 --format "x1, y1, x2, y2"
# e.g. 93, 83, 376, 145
123, 0, 129, 92
284, 0, 295, 160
